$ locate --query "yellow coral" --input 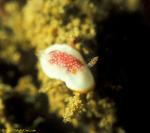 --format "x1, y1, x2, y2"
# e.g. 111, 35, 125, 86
0, 0, 125, 132
63, 93, 84, 126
